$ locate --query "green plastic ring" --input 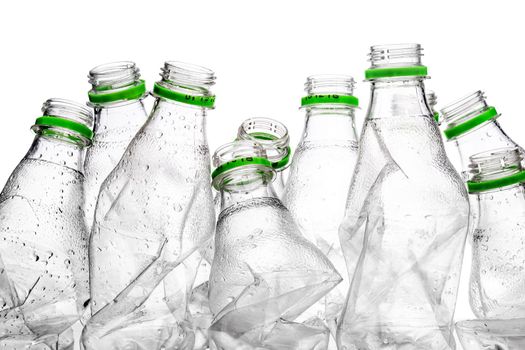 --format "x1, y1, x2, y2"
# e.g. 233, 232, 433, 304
365, 66, 428, 80
33, 116, 93, 140
444, 107, 499, 140
433, 112, 439, 123
468, 170, 525, 193
211, 157, 272, 180
88, 80, 146, 104
301, 94, 359, 107
153, 83, 215, 108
